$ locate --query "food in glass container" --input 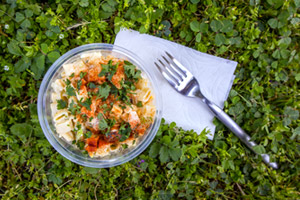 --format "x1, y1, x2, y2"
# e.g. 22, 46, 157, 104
50, 52, 156, 157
